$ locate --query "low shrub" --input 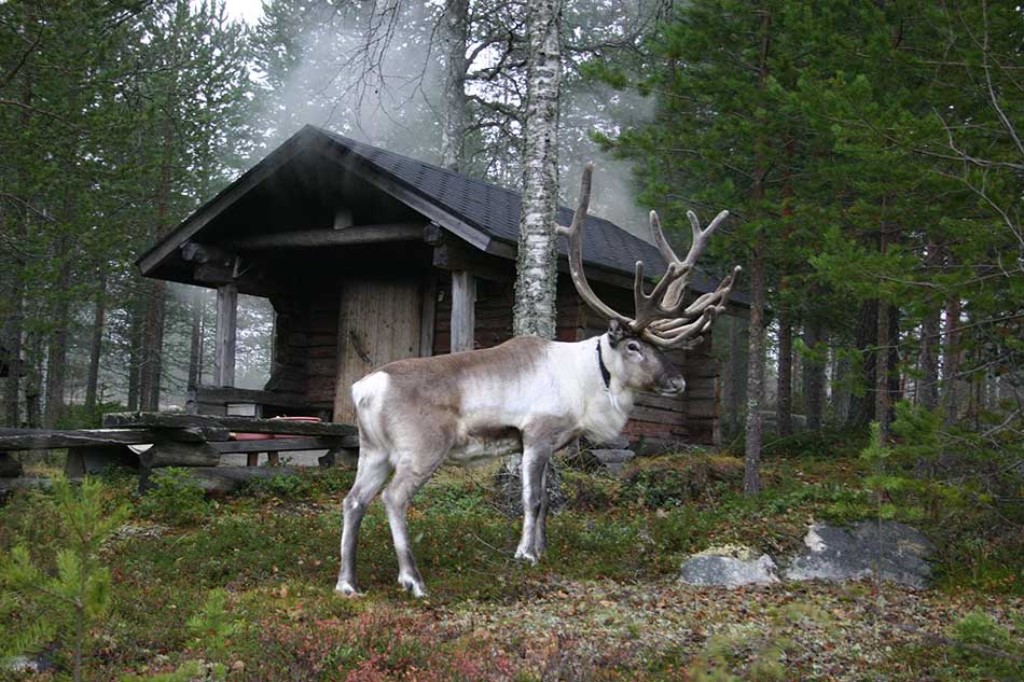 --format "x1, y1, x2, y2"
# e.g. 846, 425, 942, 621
138, 468, 212, 526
